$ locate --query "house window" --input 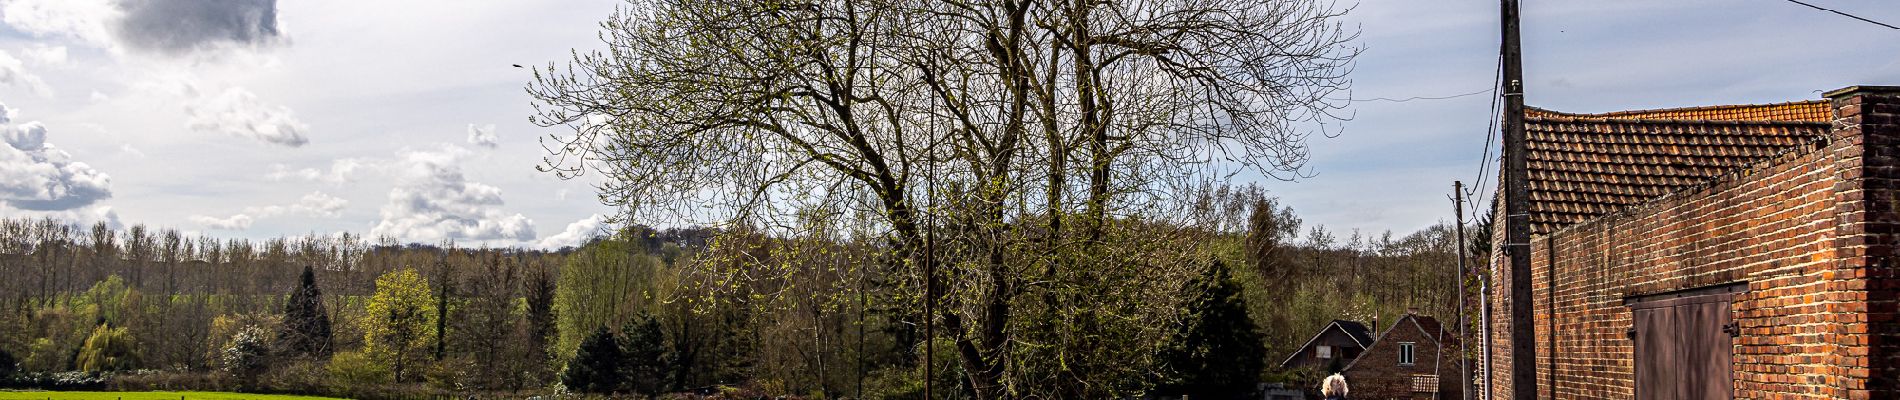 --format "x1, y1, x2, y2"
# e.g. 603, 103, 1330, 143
1317, 345, 1333, 359
1398, 342, 1415, 365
